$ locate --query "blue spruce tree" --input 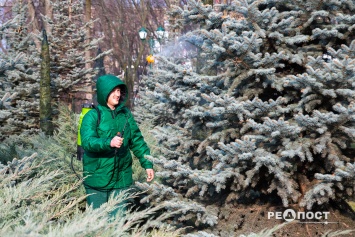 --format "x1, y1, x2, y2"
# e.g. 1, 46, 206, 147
41, 0, 110, 107
135, 0, 355, 235
0, 3, 41, 140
